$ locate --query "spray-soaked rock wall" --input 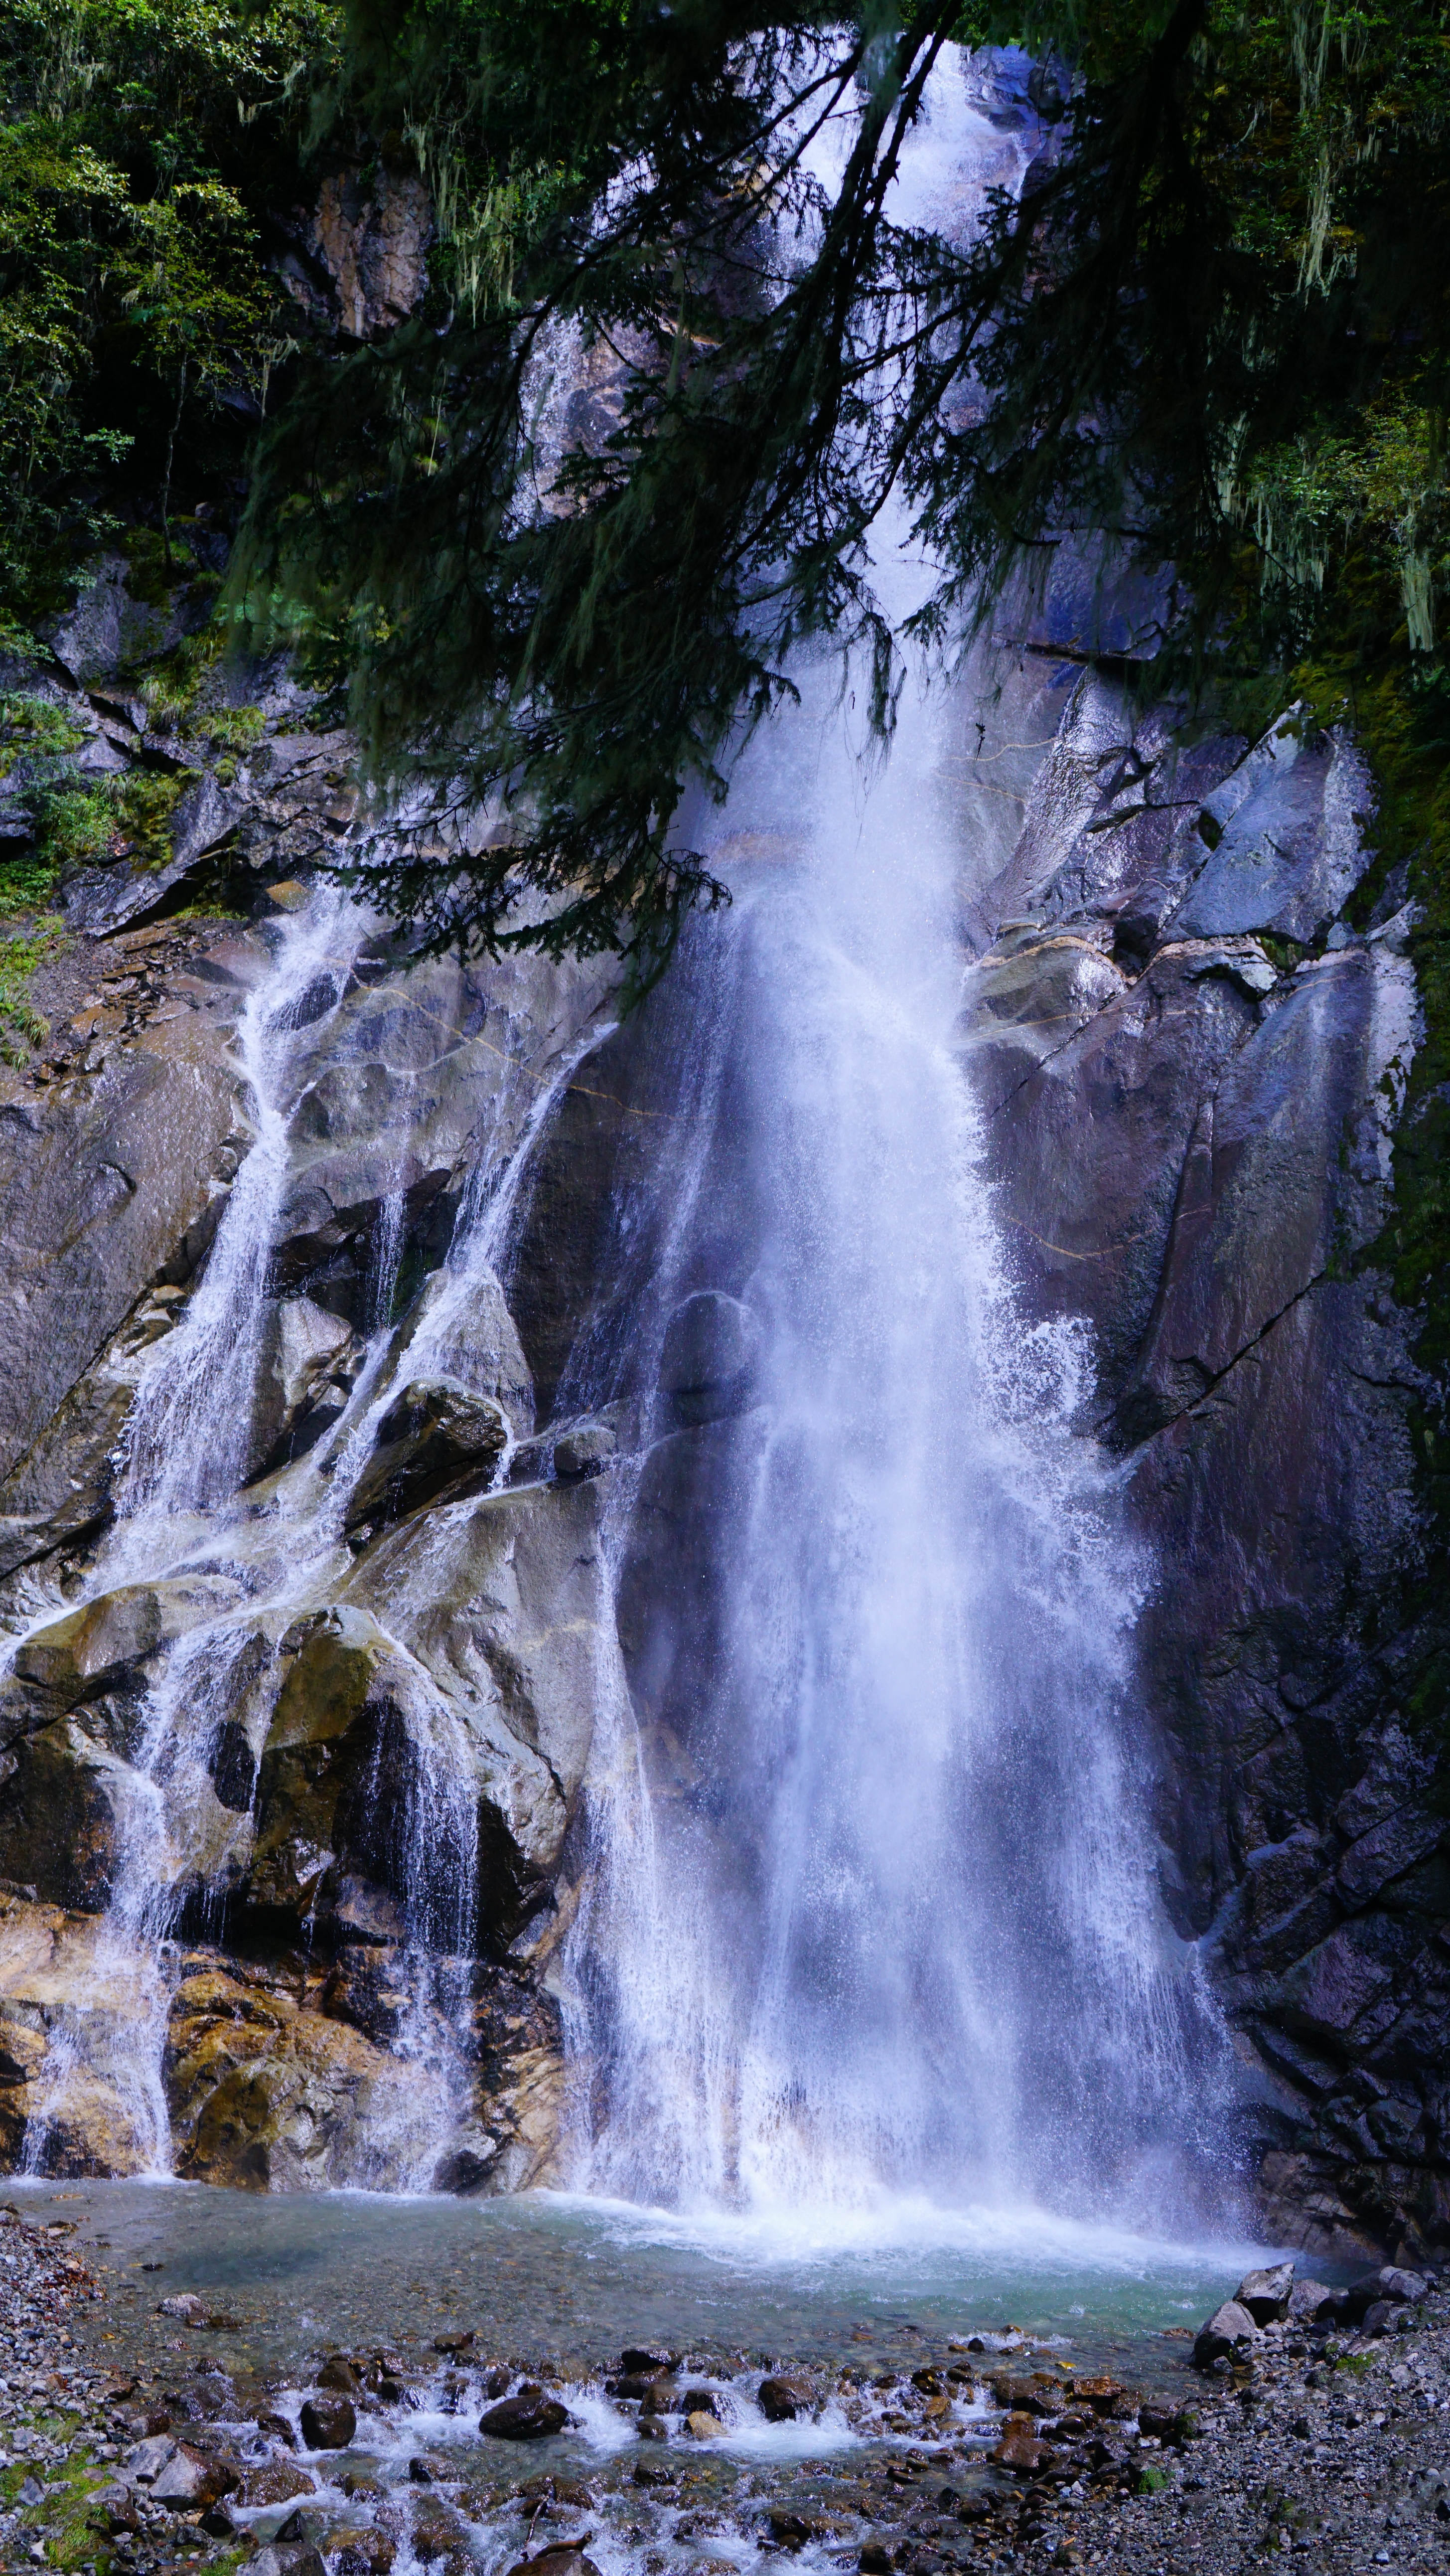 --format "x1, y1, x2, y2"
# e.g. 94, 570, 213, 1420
957, 664, 1447, 2263
0, 613, 627, 2188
